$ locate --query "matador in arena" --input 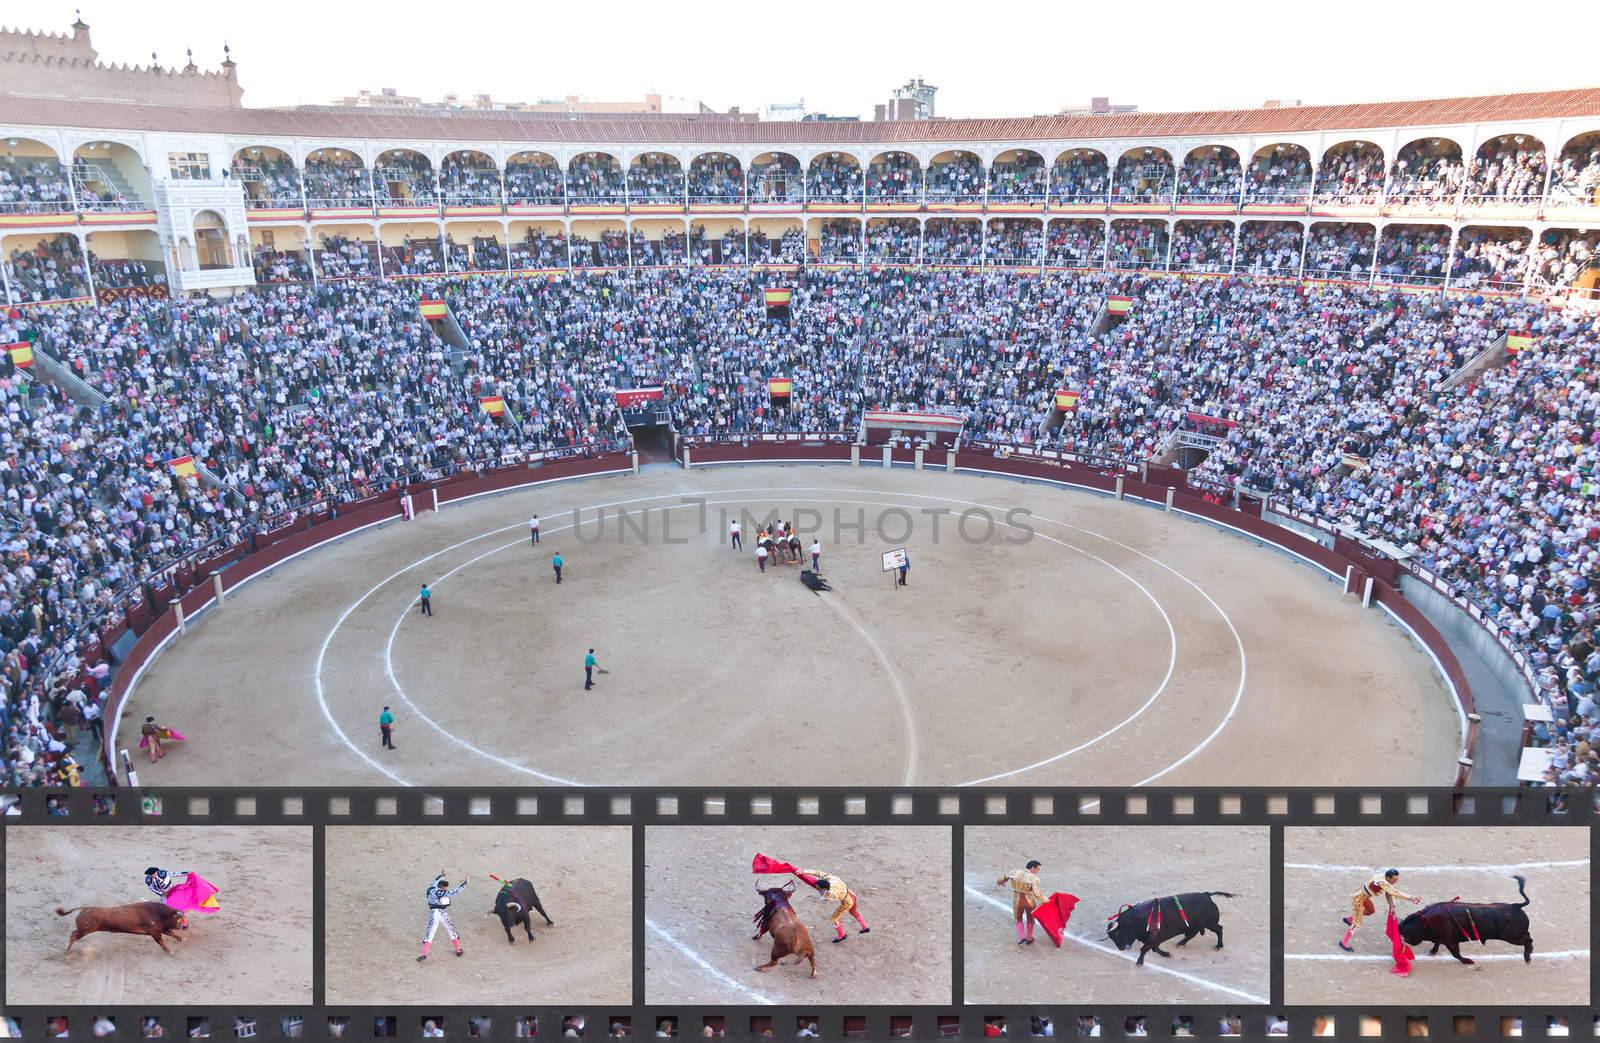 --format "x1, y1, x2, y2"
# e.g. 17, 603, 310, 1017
1340, 868, 1420, 951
